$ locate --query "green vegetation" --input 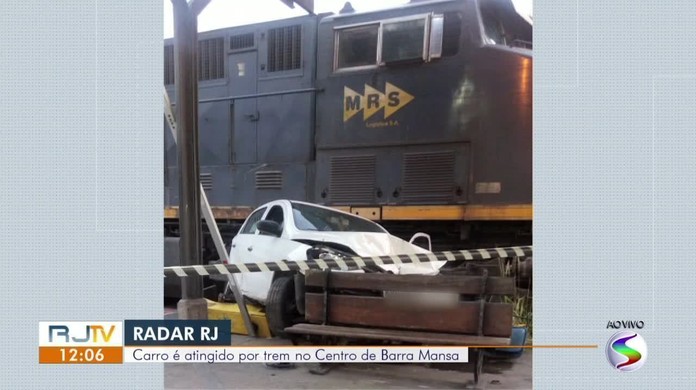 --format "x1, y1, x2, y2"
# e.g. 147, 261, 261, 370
498, 258, 533, 342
